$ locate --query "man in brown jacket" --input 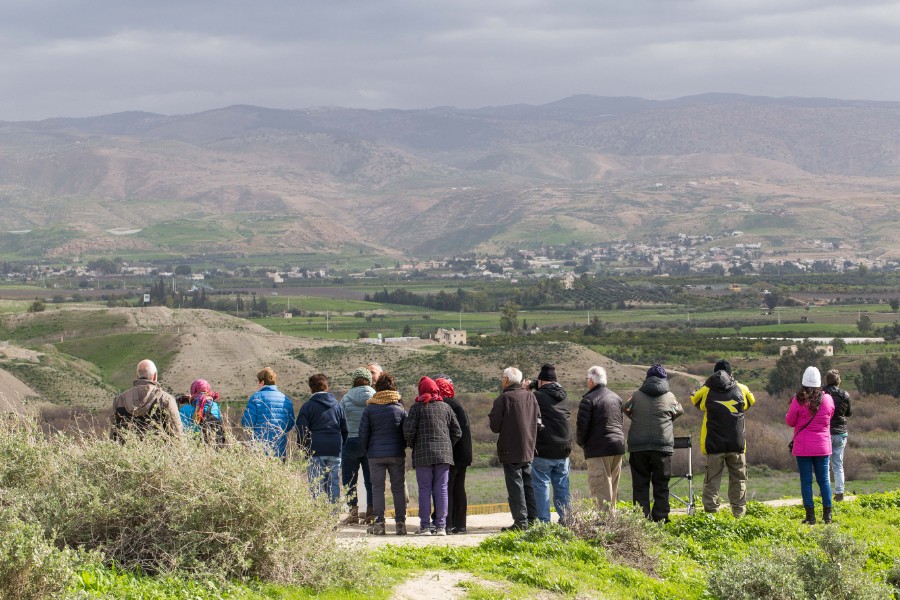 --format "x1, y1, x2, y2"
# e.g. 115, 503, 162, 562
489, 366, 540, 531
112, 359, 183, 439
